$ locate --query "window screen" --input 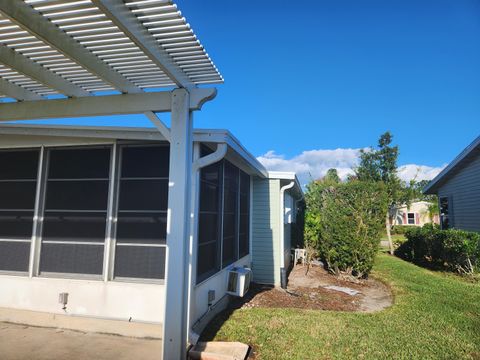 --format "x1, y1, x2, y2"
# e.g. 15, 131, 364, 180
197, 156, 222, 283
0, 149, 39, 272
222, 162, 239, 267
114, 145, 169, 280
239, 171, 250, 258
40, 147, 111, 275
196, 150, 251, 283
